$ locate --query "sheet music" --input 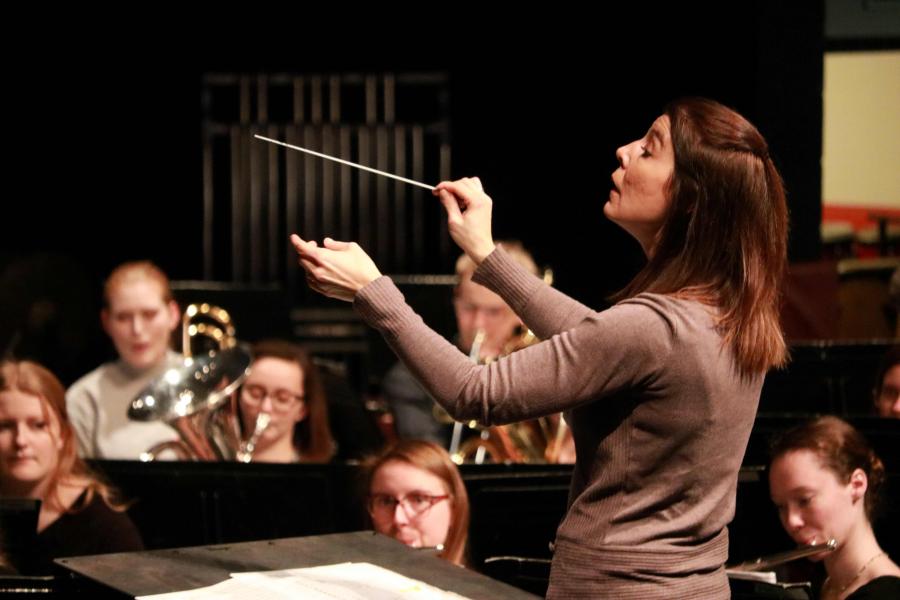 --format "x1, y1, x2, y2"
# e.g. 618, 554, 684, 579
136, 562, 472, 600
725, 569, 778, 584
